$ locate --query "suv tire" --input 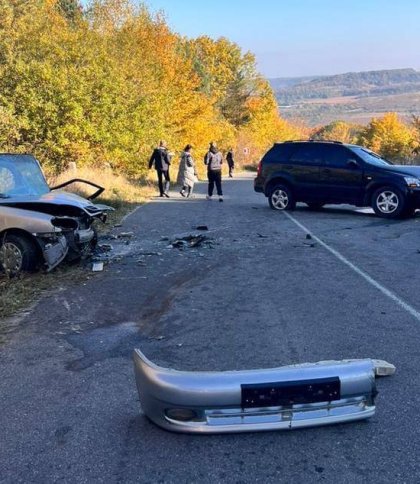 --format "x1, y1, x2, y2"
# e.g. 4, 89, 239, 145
372, 186, 406, 219
268, 184, 295, 211
0, 234, 40, 275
